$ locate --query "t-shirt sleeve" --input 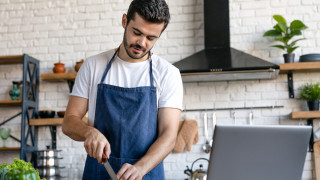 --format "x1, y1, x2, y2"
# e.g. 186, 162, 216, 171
70, 59, 91, 99
158, 66, 183, 110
